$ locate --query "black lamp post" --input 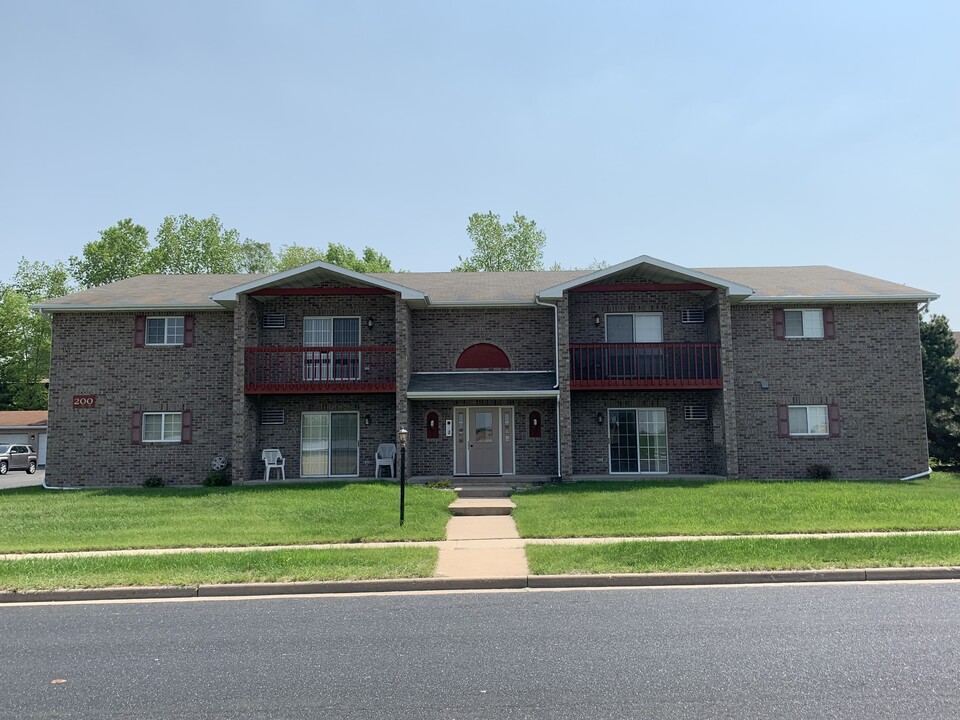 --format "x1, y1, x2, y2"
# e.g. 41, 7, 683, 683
398, 427, 408, 526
